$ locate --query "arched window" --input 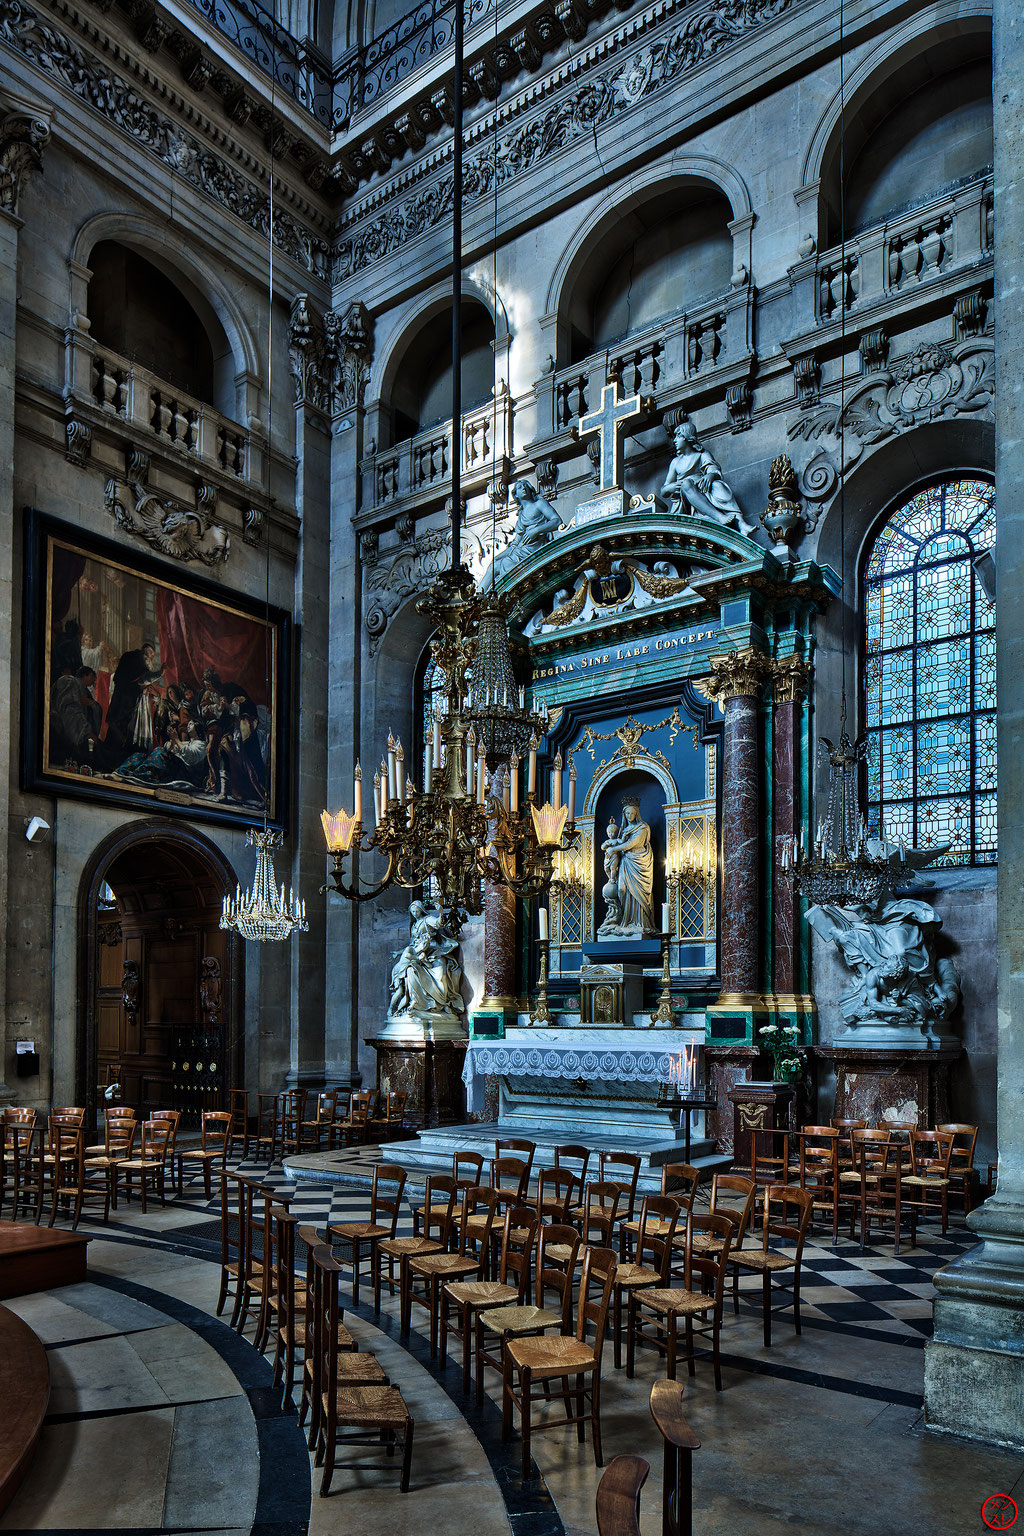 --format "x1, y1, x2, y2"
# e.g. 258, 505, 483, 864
863, 477, 996, 866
